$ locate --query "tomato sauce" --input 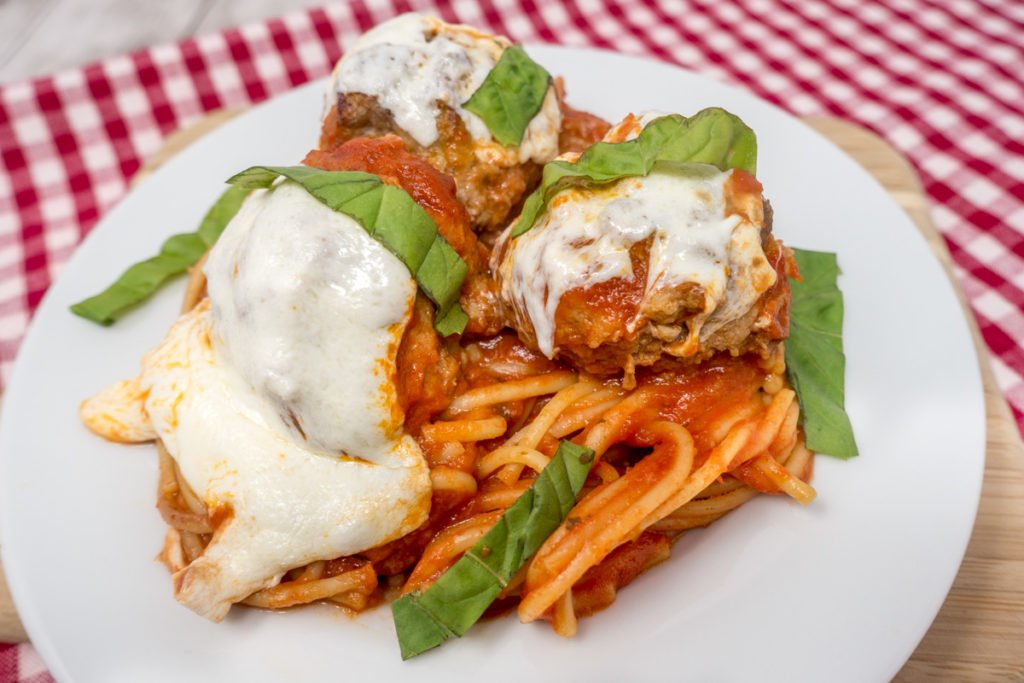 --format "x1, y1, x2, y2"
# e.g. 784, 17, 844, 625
304, 136, 480, 270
